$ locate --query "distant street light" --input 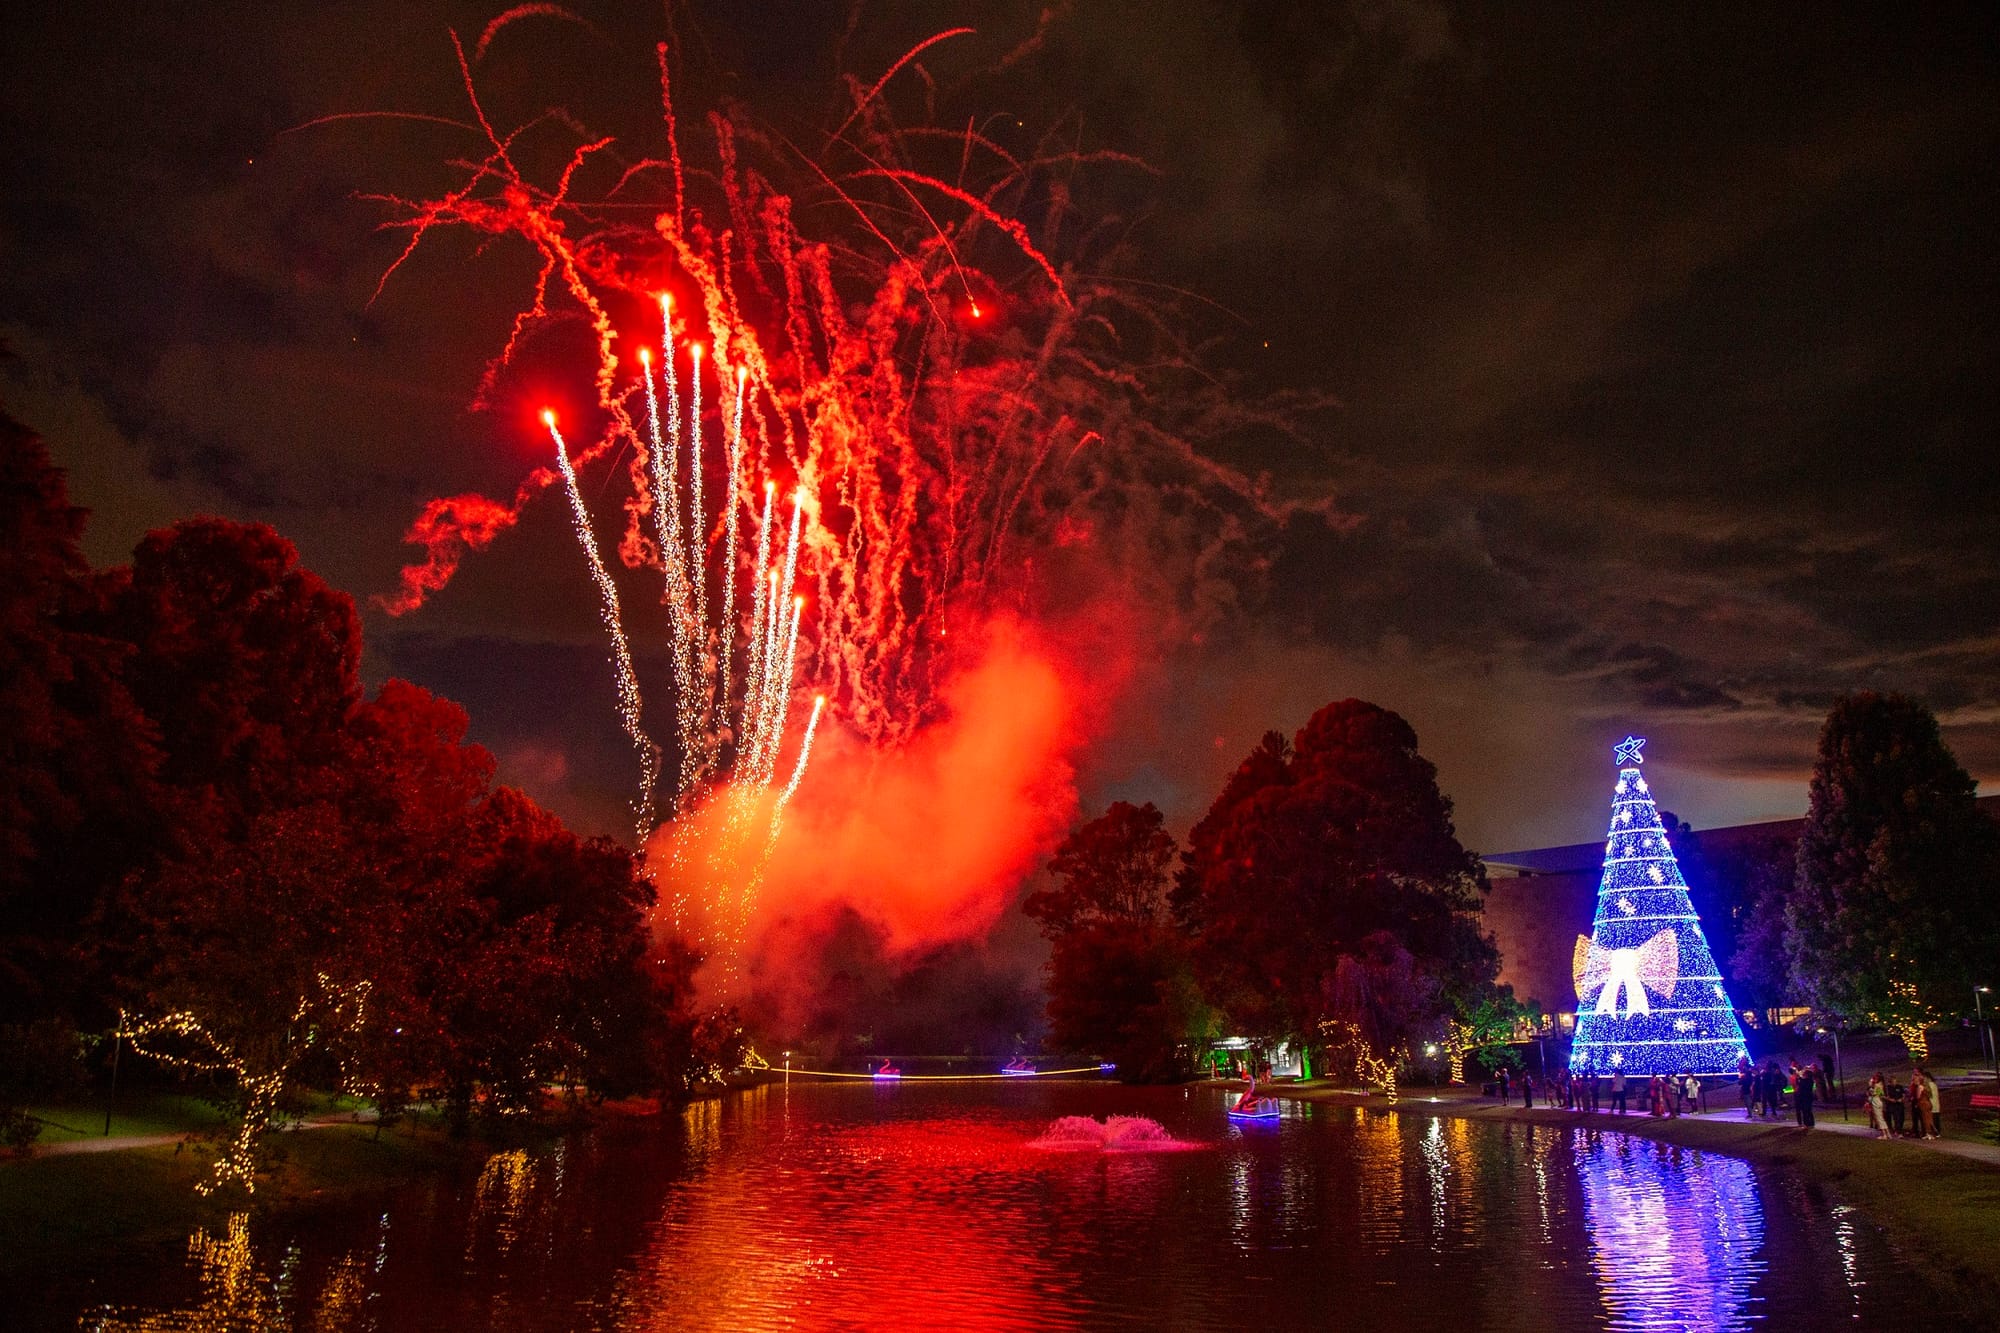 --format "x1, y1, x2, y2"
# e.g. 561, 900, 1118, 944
1976, 988, 1994, 1079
